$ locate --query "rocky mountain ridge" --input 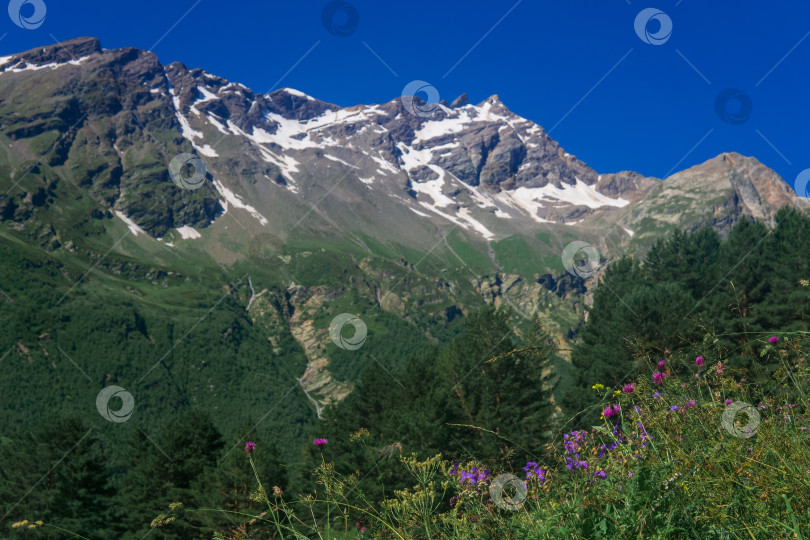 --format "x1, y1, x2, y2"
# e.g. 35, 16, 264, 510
1, 37, 806, 412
